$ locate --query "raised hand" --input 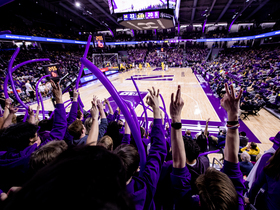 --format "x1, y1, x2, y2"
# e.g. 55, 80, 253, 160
104, 98, 109, 104
220, 83, 242, 120
146, 87, 160, 109
5, 98, 12, 108
73, 88, 79, 101
206, 118, 210, 123
91, 96, 99, 120
28, 106, 34, 116
170, 85, 184, 122
9, 105, 18, 114
50, 80, 63, 104
96, 99, 101, 108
